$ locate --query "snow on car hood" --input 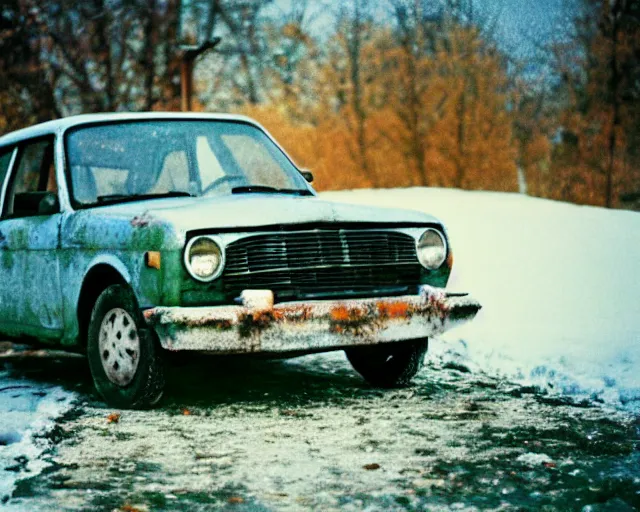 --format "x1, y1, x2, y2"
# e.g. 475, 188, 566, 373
96, 194, 441, 232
